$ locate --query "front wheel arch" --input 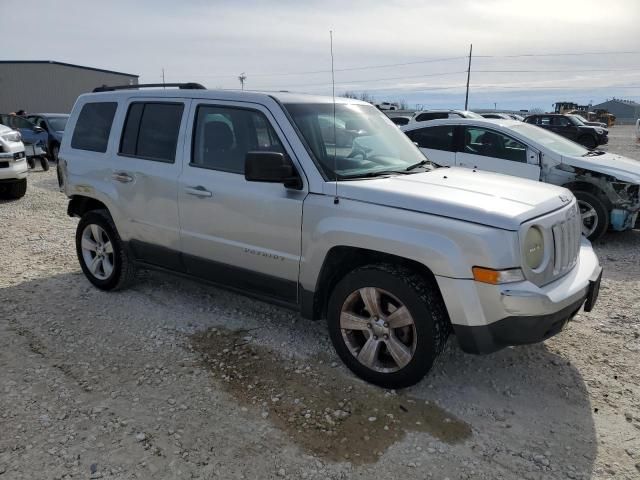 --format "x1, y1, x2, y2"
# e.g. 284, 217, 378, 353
304, 246, 445, 322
